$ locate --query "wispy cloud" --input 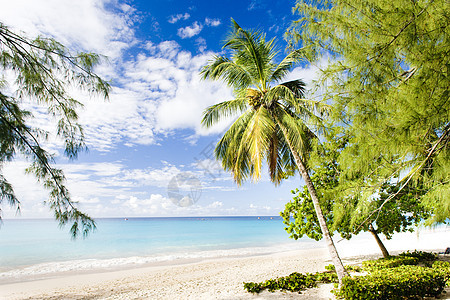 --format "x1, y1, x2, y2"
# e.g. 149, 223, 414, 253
204, 18, 221, 27
177, 21, 203, 39
248, 0, 266, 11
1, 1, 235, 152
2, 157, 238, 218
195, 37, 207, 52
0, 0, 137, 59
168, 13, 190, 24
